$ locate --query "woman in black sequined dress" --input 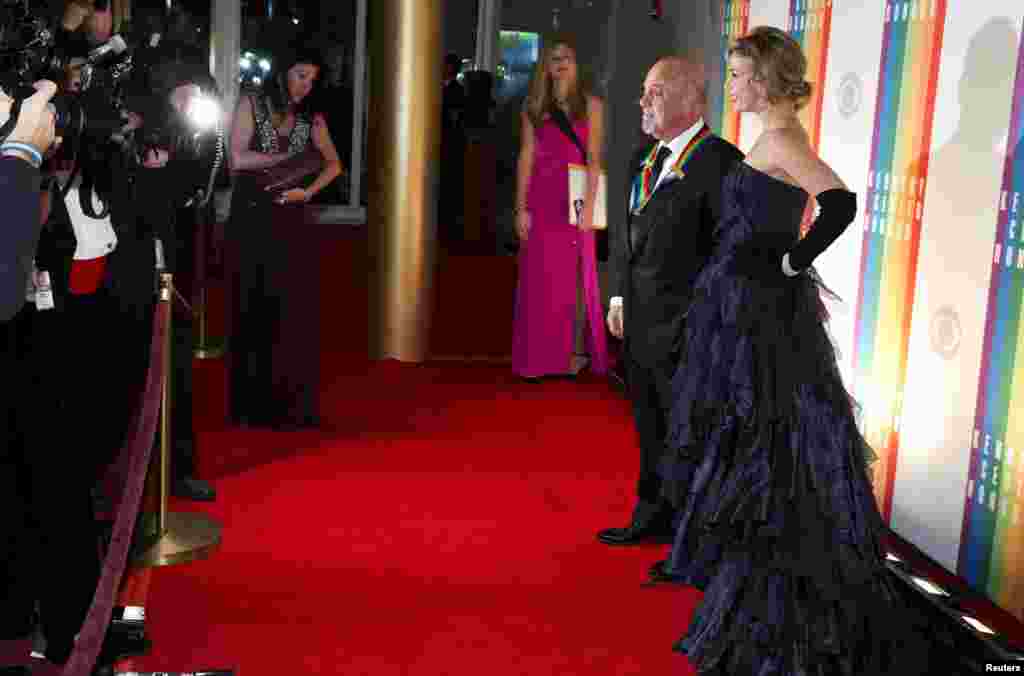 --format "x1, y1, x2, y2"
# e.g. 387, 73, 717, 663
227, 48, 343, 428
